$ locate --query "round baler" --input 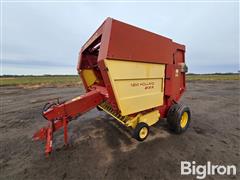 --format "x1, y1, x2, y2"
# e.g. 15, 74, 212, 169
33, 18, 191, 156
